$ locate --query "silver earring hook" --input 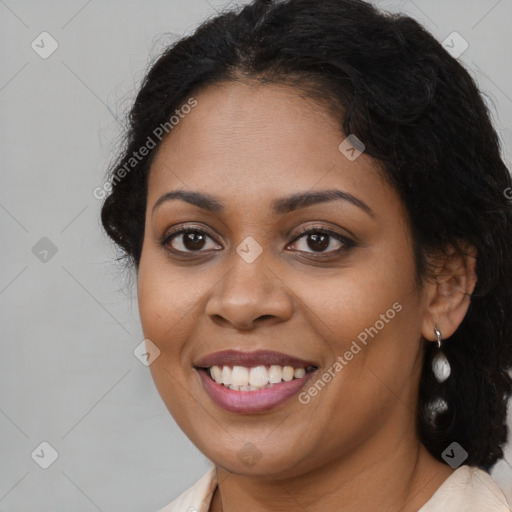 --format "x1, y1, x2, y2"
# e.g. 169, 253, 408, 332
433, 324, 442, 349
